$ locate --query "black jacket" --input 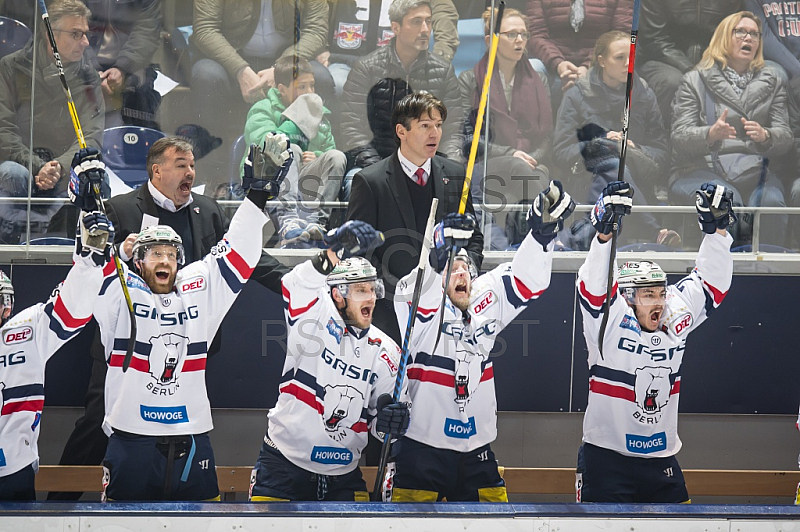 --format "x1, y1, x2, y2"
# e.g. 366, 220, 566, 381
339, 39, 463, 164
639, 0, 745, 72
